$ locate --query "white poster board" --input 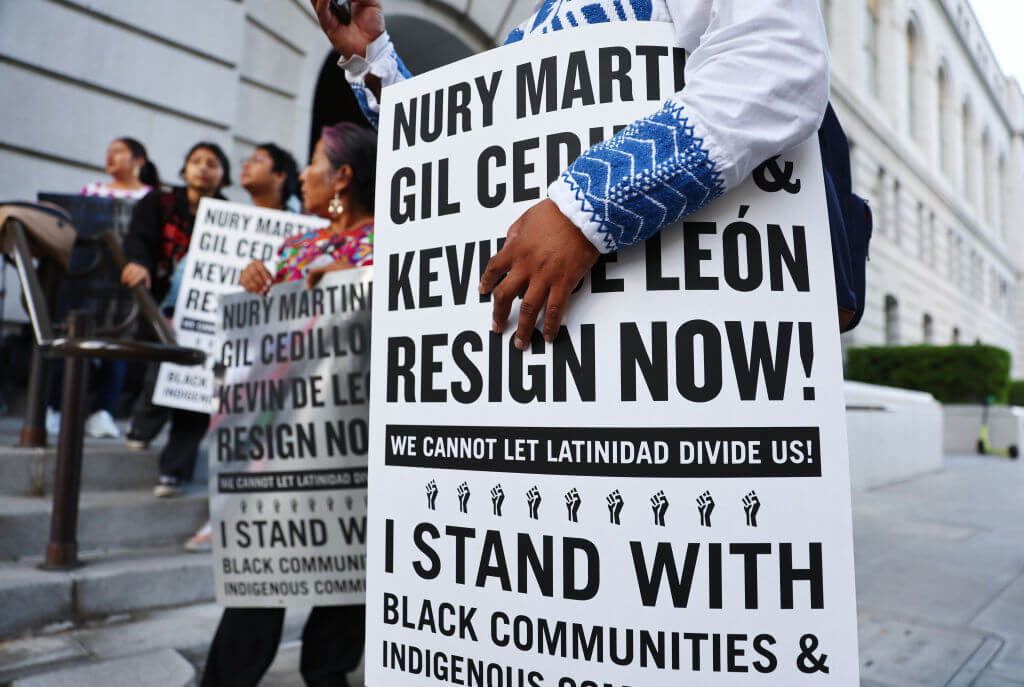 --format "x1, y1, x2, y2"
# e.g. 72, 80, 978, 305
153, 198, 327, 412
367, 23, 860, 685
210, 268, 371, 607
